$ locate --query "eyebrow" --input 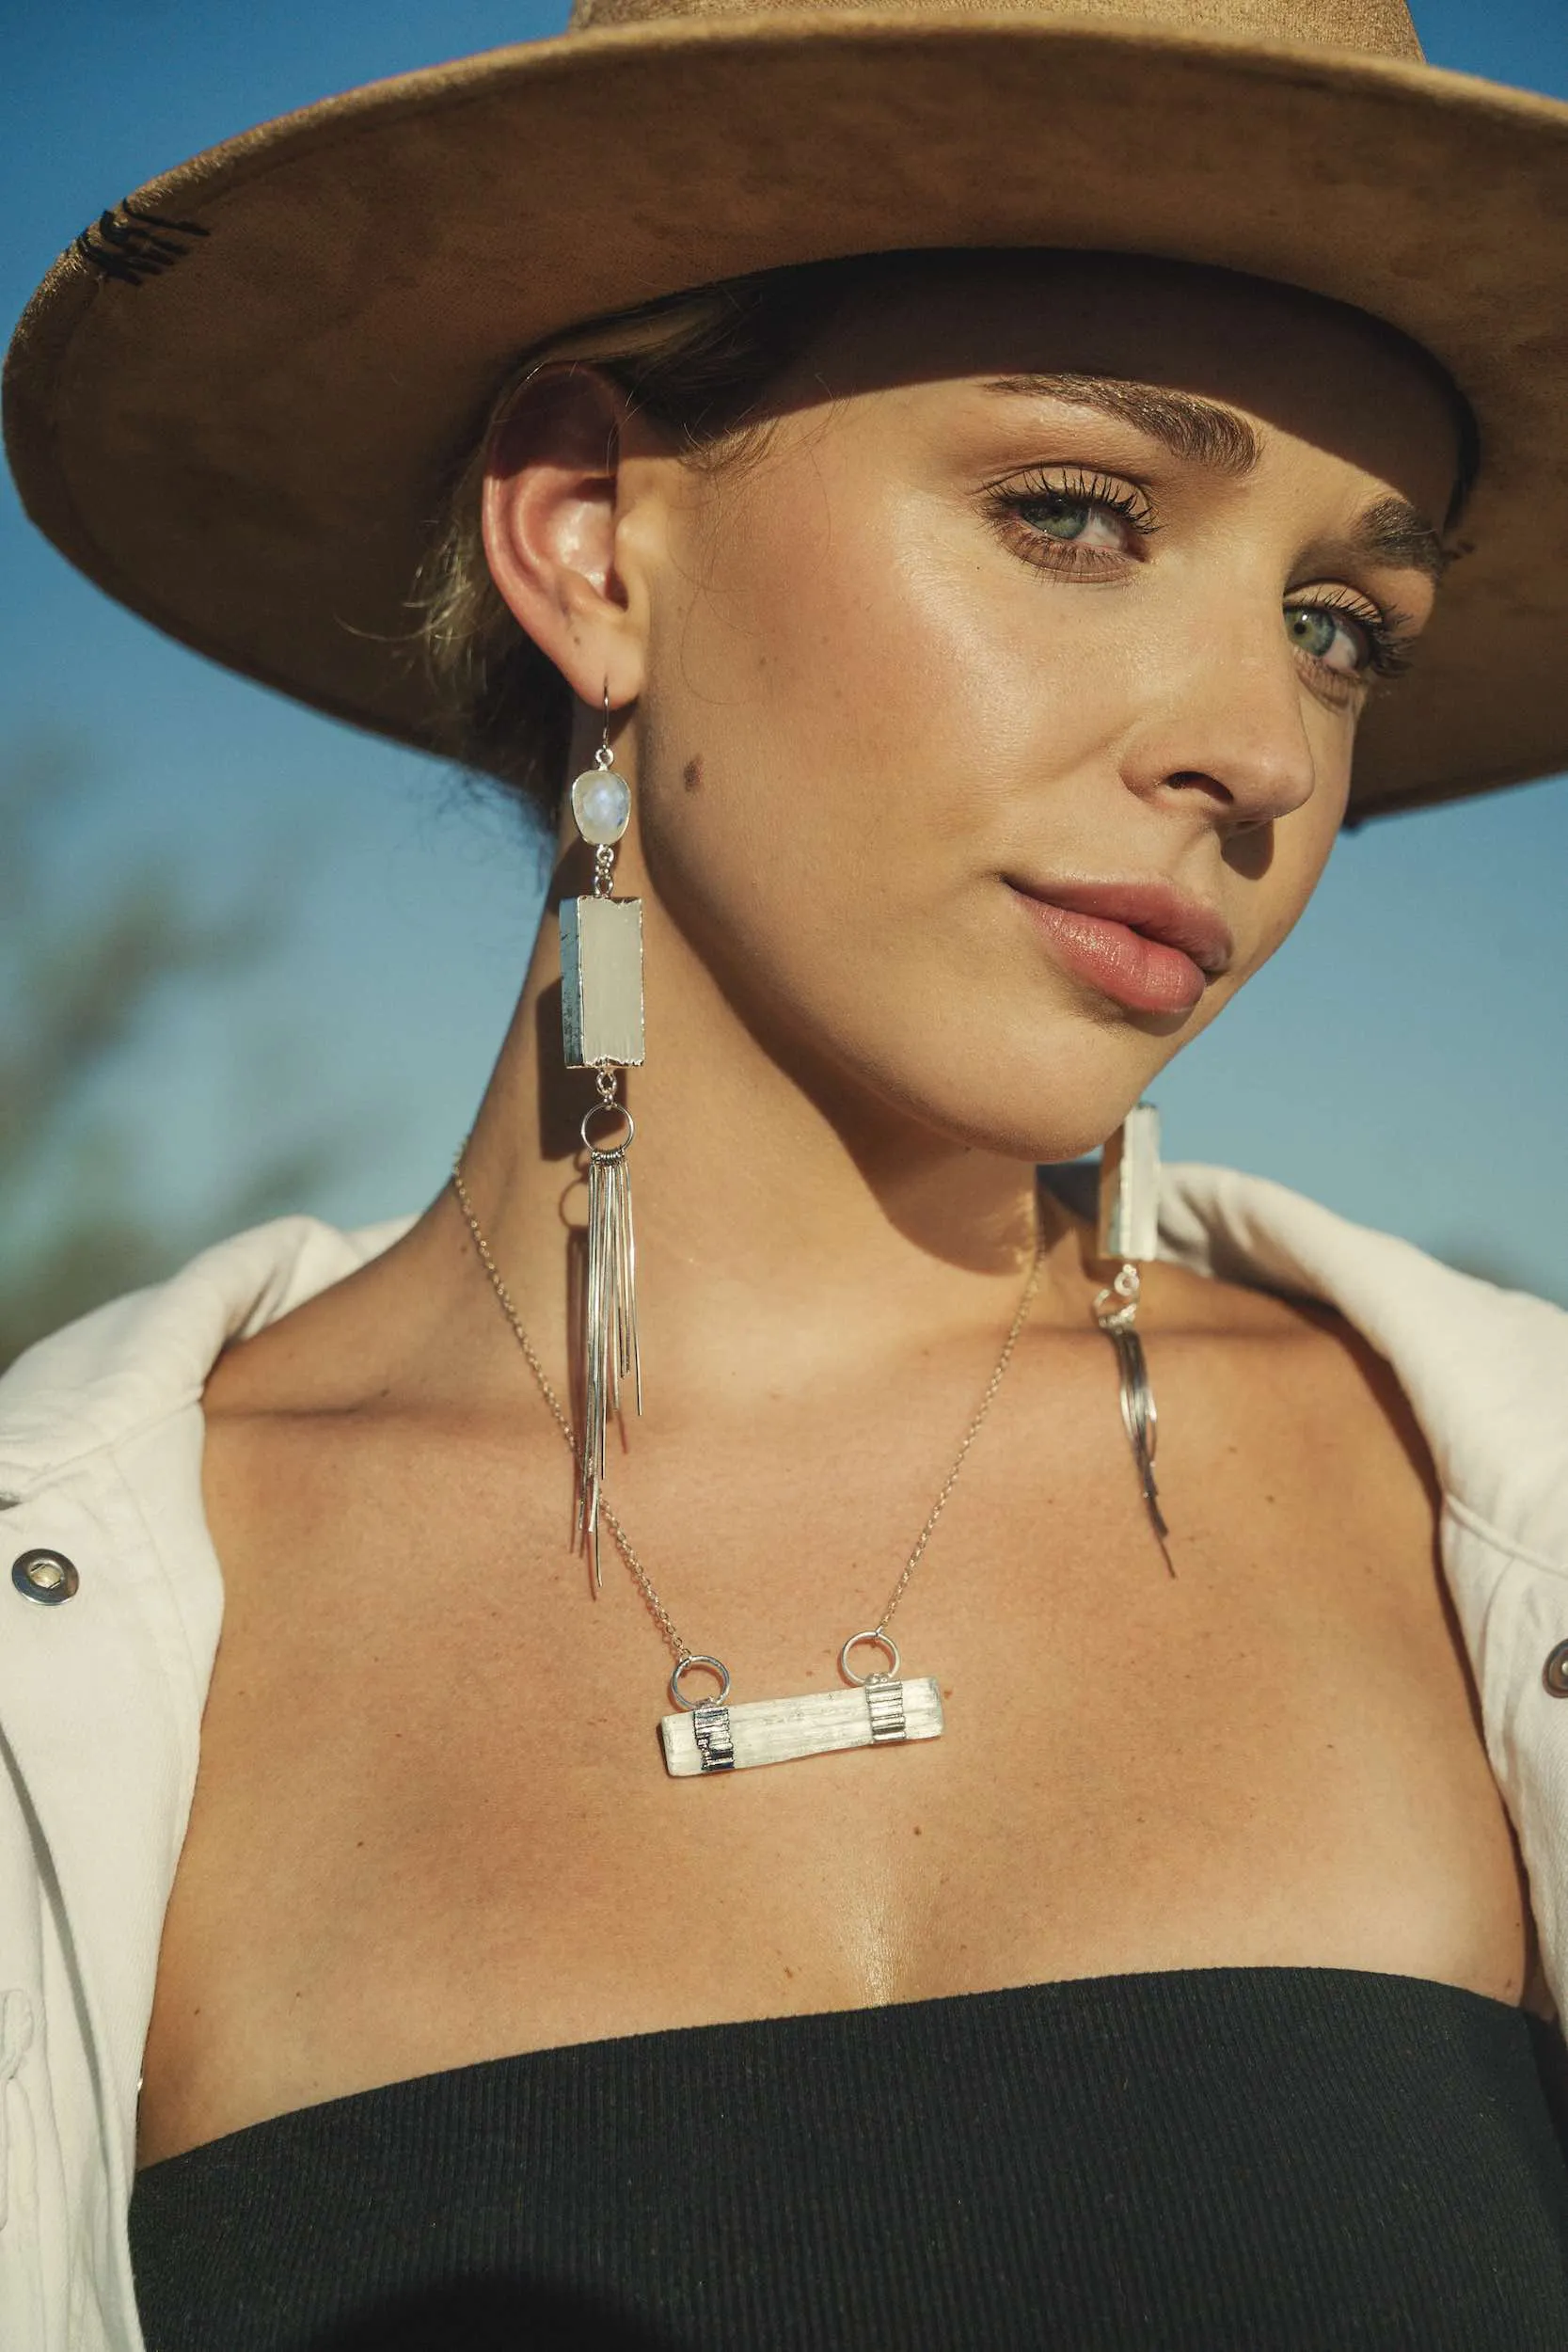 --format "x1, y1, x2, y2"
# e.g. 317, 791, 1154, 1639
982, 373, 1261, 476
1348, 494, 1449, 583
980, 373, 1449, 580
